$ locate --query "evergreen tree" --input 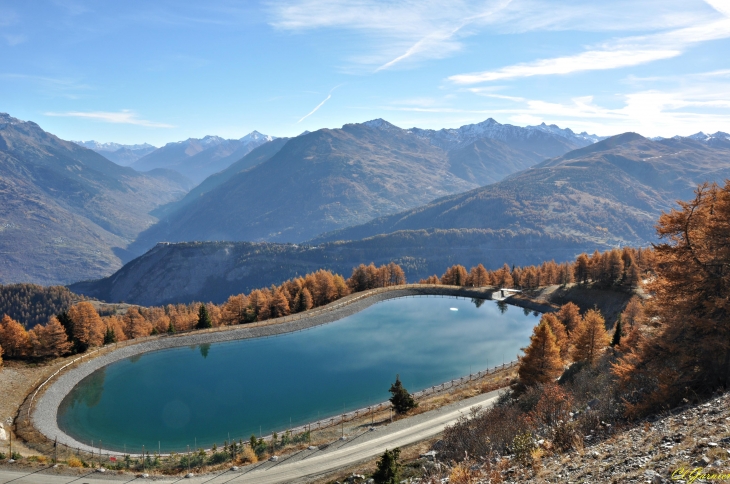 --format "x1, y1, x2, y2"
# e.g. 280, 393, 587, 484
103, 325, 117, 345
196, 304, 213, 329
389, 374, 417, 414
167, 320, 176, 333
610, 315, 623, 347
372, 448, 401, 484
517, 319, 564, 387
